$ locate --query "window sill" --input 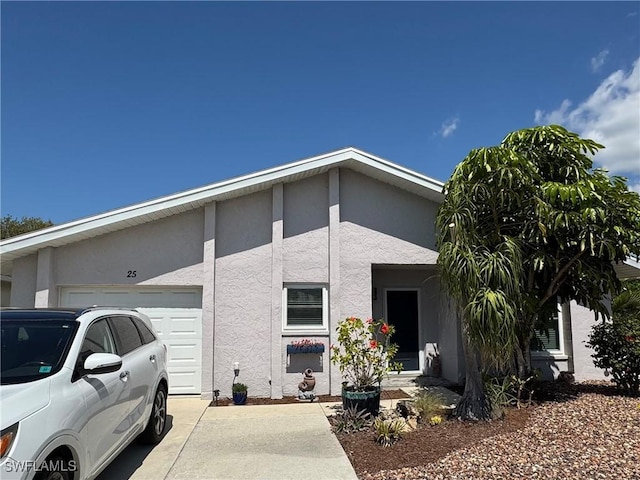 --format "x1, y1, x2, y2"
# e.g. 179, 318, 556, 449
281, 330, 329, 337
531, 352, 568, 361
